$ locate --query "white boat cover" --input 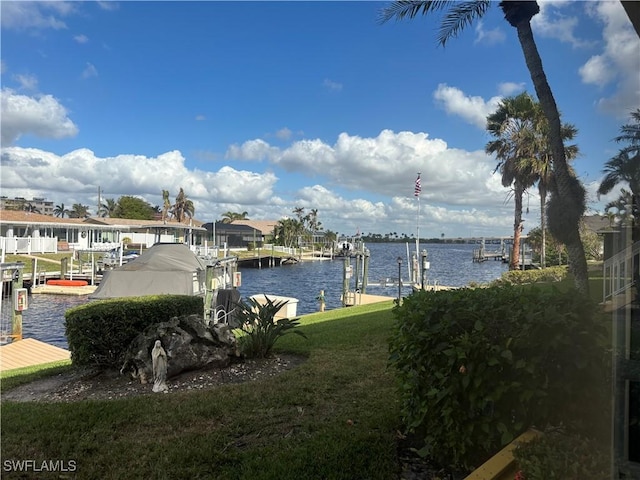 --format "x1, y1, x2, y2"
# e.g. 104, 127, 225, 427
89, 243, 207, 299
